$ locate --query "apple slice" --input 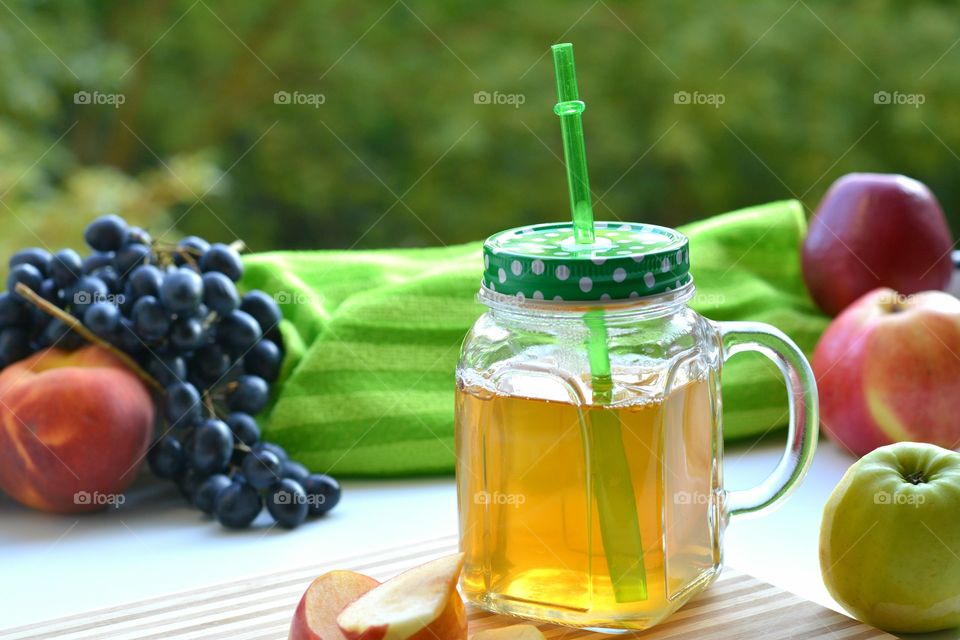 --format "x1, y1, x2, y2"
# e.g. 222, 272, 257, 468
471, 625, 546, 640
289, 570, 380, 640
337, 553, 467, 640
